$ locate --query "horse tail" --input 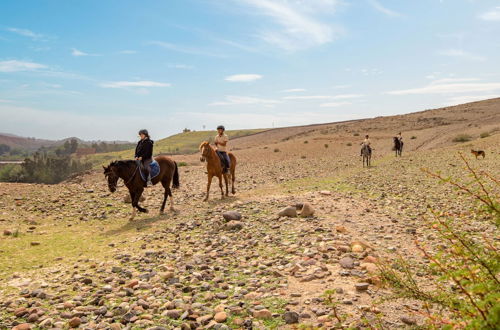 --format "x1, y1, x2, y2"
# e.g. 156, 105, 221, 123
172, 161, 180, 189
